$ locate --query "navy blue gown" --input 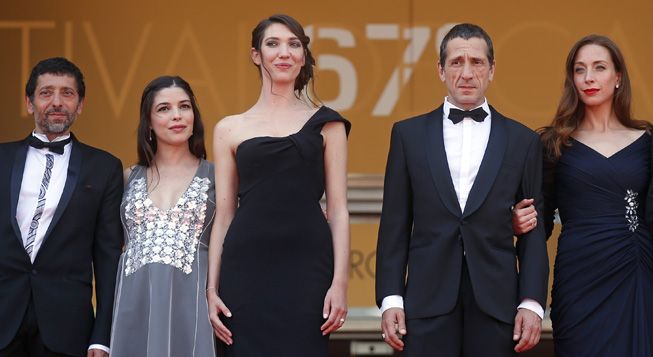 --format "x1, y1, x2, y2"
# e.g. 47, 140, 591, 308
545, 133, 653, 356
